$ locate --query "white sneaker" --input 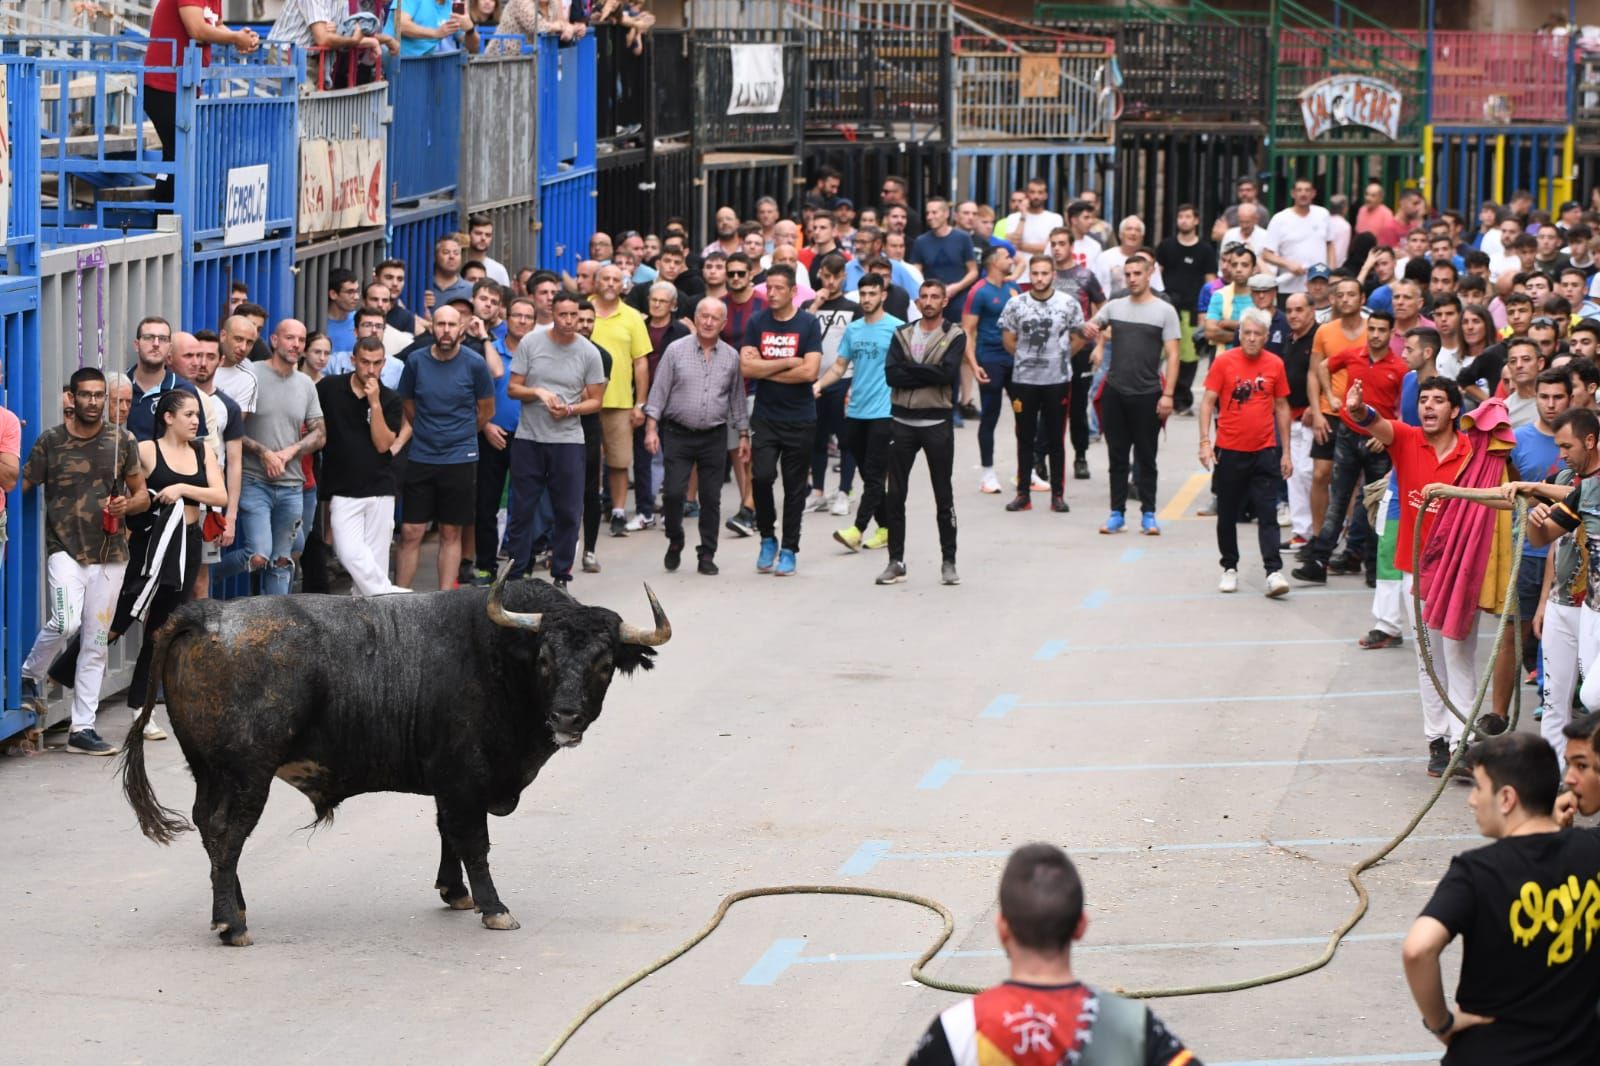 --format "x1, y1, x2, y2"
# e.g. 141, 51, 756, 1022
142, 719, 167, 741
1218, 568, 1239, 594
625, 513, 658, 532
979, 470, 1002, 494
1029, 472, 1050, 492
1265, 571, 1290, 598
830, 491, 852, 517
1276, 502, 1291, 528
804, 493, 831, 514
